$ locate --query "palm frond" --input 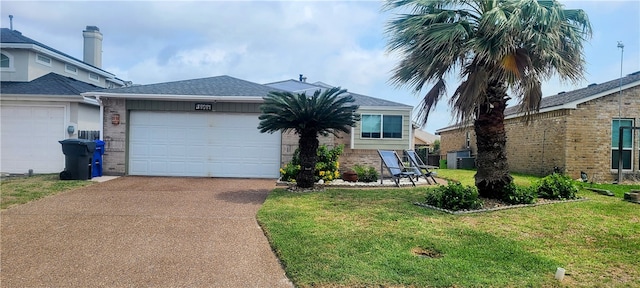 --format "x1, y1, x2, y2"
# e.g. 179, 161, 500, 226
258, 87, 359, 137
